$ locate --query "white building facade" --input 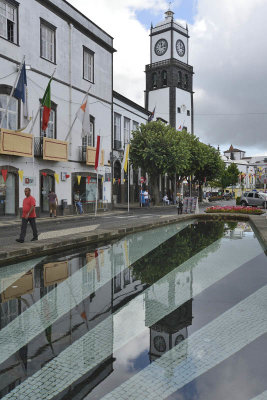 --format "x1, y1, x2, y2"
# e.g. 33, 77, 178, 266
0, 0, 114, 216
